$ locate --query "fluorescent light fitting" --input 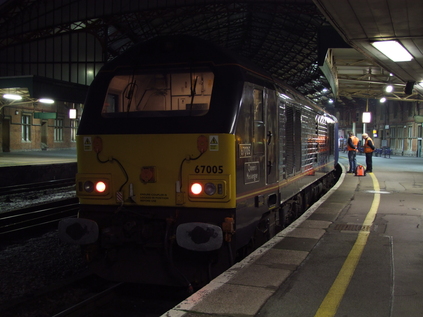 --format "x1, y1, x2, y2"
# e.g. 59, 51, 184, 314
371, 41, 413, 62
279, 93, 291, 100
4, 94, 22, 100
38, 98, 54, 104
380, 97, 386, 103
